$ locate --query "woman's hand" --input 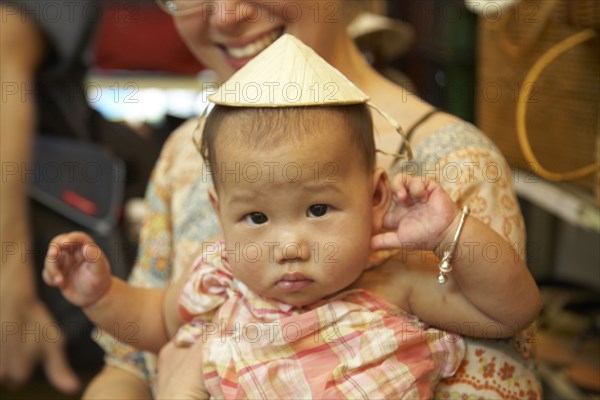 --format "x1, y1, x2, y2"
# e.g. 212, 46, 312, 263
371, 174, 459, 251
0, 292, 80, 394
156, 339, 209, 400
